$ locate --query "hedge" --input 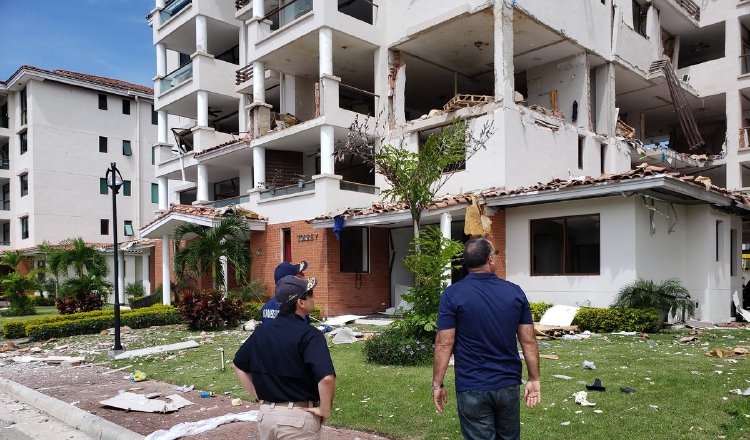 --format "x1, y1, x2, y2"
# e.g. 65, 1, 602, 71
530, 302, 554, 322
4, 305, 179, 339
242, 302, 322, 323
25, 305, 180, 340
572, 307, 661, 333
